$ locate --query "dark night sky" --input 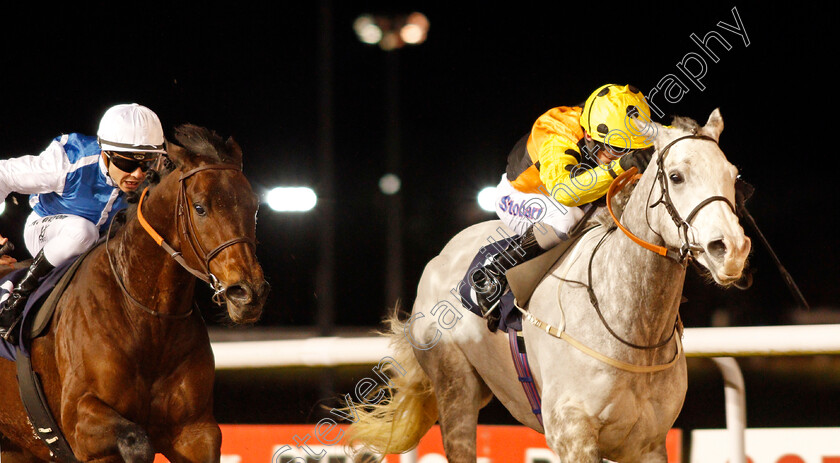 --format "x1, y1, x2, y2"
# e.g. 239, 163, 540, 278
0, 2, 836, 330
